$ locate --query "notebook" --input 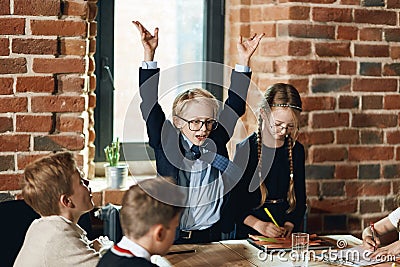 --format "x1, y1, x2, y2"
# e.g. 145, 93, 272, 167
247, 233, 337, 252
